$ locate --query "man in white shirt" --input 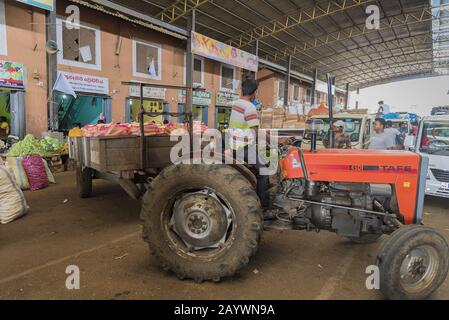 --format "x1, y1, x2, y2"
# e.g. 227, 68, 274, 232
369, 118, 396, 150
228, 78, 270, 210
